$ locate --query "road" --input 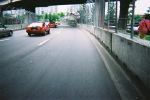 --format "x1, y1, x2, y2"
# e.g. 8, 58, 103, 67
0, 26, 122, 100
